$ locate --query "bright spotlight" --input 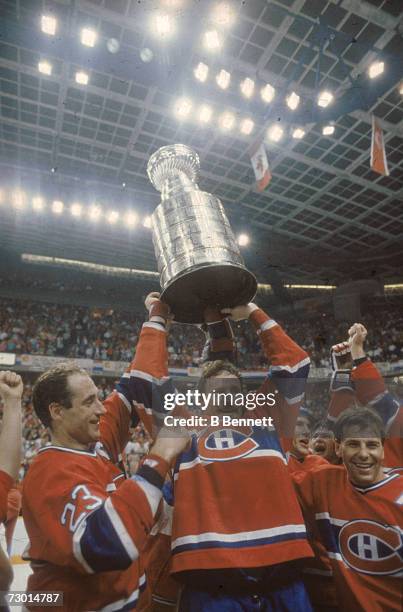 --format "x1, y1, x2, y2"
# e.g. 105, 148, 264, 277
38, 60, 52, 76
81, 28, 97, 48
143, 216, 152, 228
174, 97, 192, 119
399, 83, 403, 95
317, 90, 333, 108
261, 83, 275, 103
240, 118, 254, 135
41, 15, 57, 36
216, 69, 231, 89
198, 104, 213, 123
71, 203, 82, 217
75, 71, 89, 85
153, 13, 175, 39
107, 210, 119, 224
267, 124, 283, 142
203, 30, 222, 51
52, 200, 64, 214
12, 190, 27, 209
194, 62, 209, 82
219, 111, 235, 131
237, 233, 250, 247
125, 211, 138, 227
240, 77, 255, 99
211, 3, 235, 28
322, 125, 335, 136
368, 60, 384, 79
89, 205, 102, 221
32, 196, 45, 211
286, 91, 300, 110
292, 128, 305, 139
